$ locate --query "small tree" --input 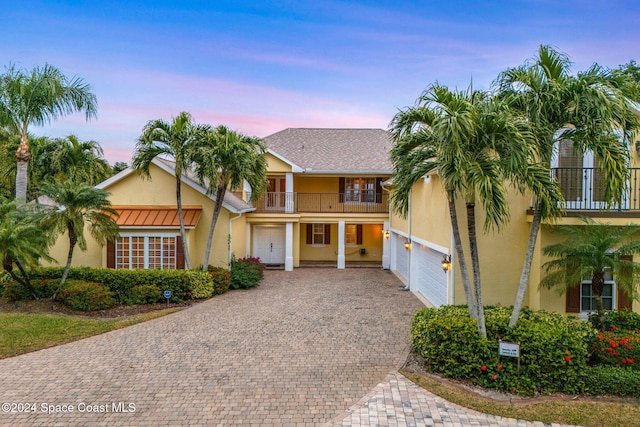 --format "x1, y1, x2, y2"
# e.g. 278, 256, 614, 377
541, 217, 640, 329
